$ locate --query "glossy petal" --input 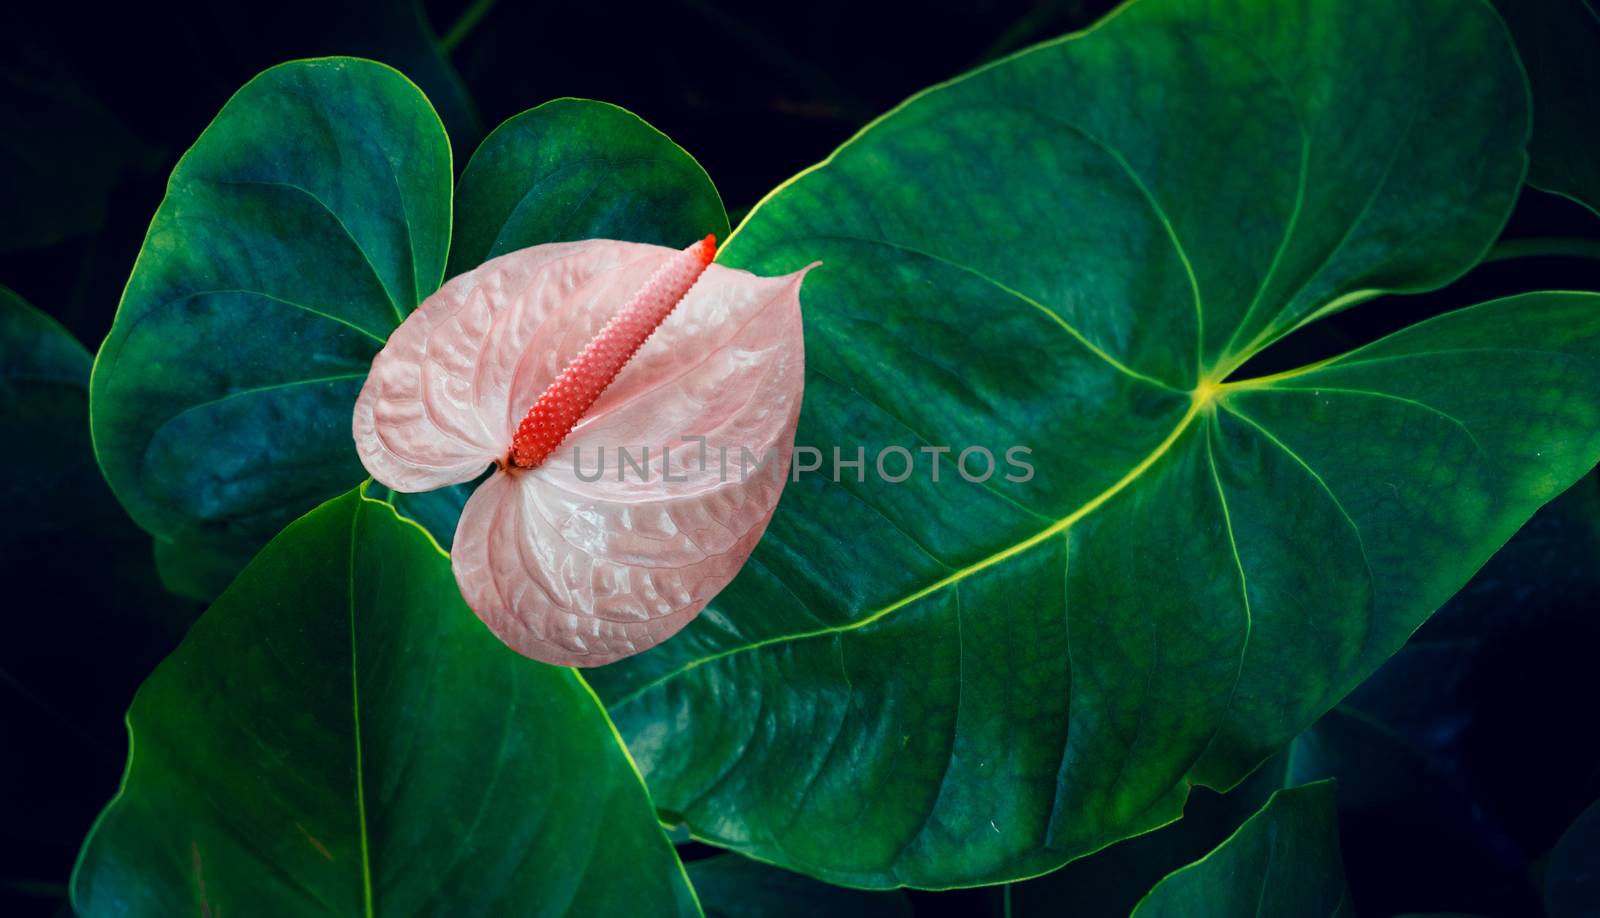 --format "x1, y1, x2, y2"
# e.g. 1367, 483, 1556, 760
355, 239, 808, 665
